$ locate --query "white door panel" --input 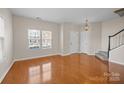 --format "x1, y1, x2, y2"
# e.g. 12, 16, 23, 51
70, 31, 79, 54
80, 31, 90, 54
